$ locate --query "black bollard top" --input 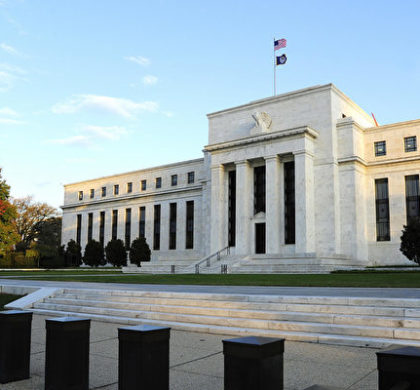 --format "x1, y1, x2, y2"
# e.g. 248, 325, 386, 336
118, 324, 171, 342
0, 310, 33, 322
376, 346, 420, 359
0, 310, 32, 316
46, 316, 91, 331
223, 336, 284, 359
